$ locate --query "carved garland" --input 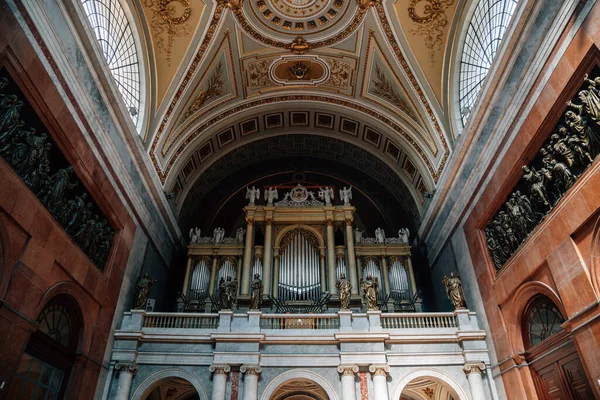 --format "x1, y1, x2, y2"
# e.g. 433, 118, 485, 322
485, 72, 600, 271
